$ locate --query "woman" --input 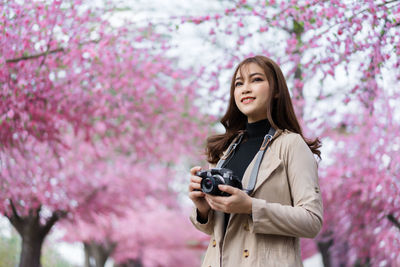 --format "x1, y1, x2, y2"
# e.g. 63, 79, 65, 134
188, 55, 323, 267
